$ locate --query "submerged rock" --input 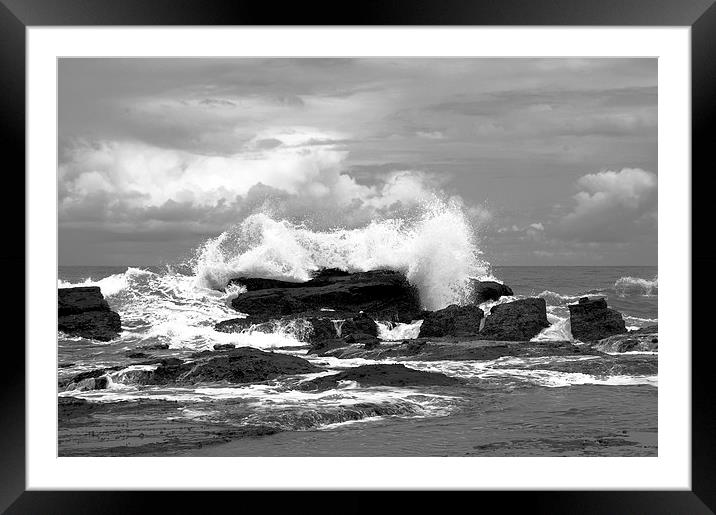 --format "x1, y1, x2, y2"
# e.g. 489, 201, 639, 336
229, 269, 421, 323
568, 297, 627, 342
174, 348, 320, 384
478, 298, 549, 341
312, 337, 601, 361
298, 363, 458, 390
58, 286, 121, 341
591, 331, 658, 353
61, 349, 321, 391
471, 280, 514, 304
418, 304, 484, 338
